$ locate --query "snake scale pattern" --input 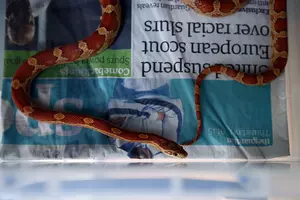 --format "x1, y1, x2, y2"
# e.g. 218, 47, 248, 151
11, 0, 288, 158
